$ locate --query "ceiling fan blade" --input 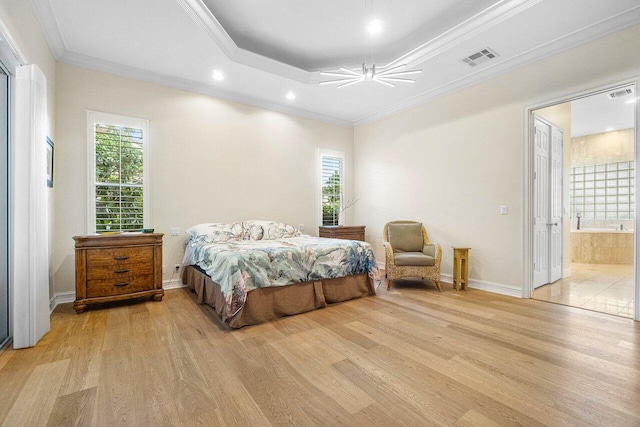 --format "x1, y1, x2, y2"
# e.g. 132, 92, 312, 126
339, 67, 363, 76
320, 72, 356, 77
374, 79, 395, 88
380, 70, 423, 77
320, 78, 360, 85
337, 79, 363, 88
375, 64, 407, 76
376, 77, 416, 83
